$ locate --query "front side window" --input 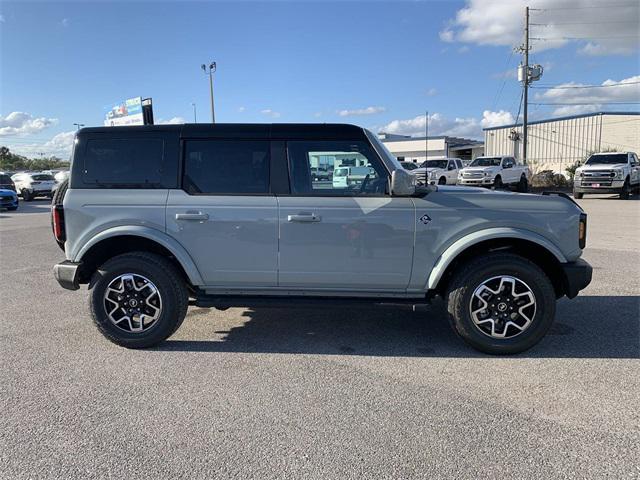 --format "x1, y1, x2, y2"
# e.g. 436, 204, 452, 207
503, 158, 514, 168
83, 137, 164, 185
183, 140, 269, 195
288, 140, 388, 195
